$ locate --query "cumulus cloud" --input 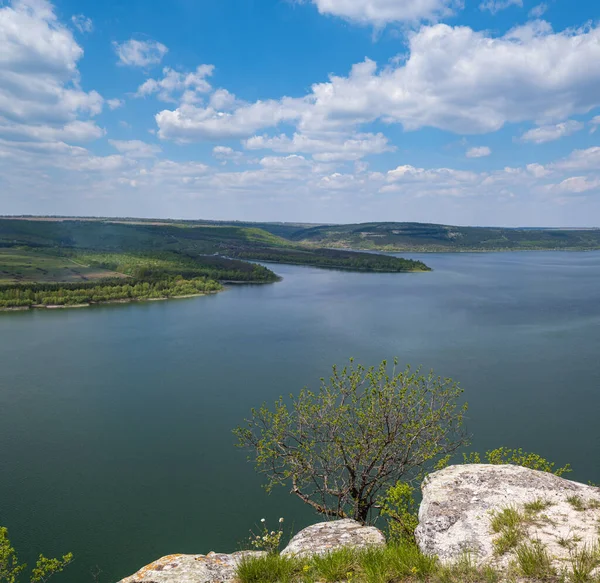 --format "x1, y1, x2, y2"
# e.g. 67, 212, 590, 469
521, 120, 584, 144
479, 0, 522, 14
107, 98, 124, 110
529, 3, 547, 18
114, 39, 168, 67
466, 146, 491, 158
156, 97, 306, 141
0, 0, 103, 149
71, 13, 92, 33
155, 22, 600, 144
212, 146, 246, 164
108, 140, 161, 158
244, 132, 393, 161
303, 0, 461, 25
136, 65, 214, 103
0, 120, 105, 143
